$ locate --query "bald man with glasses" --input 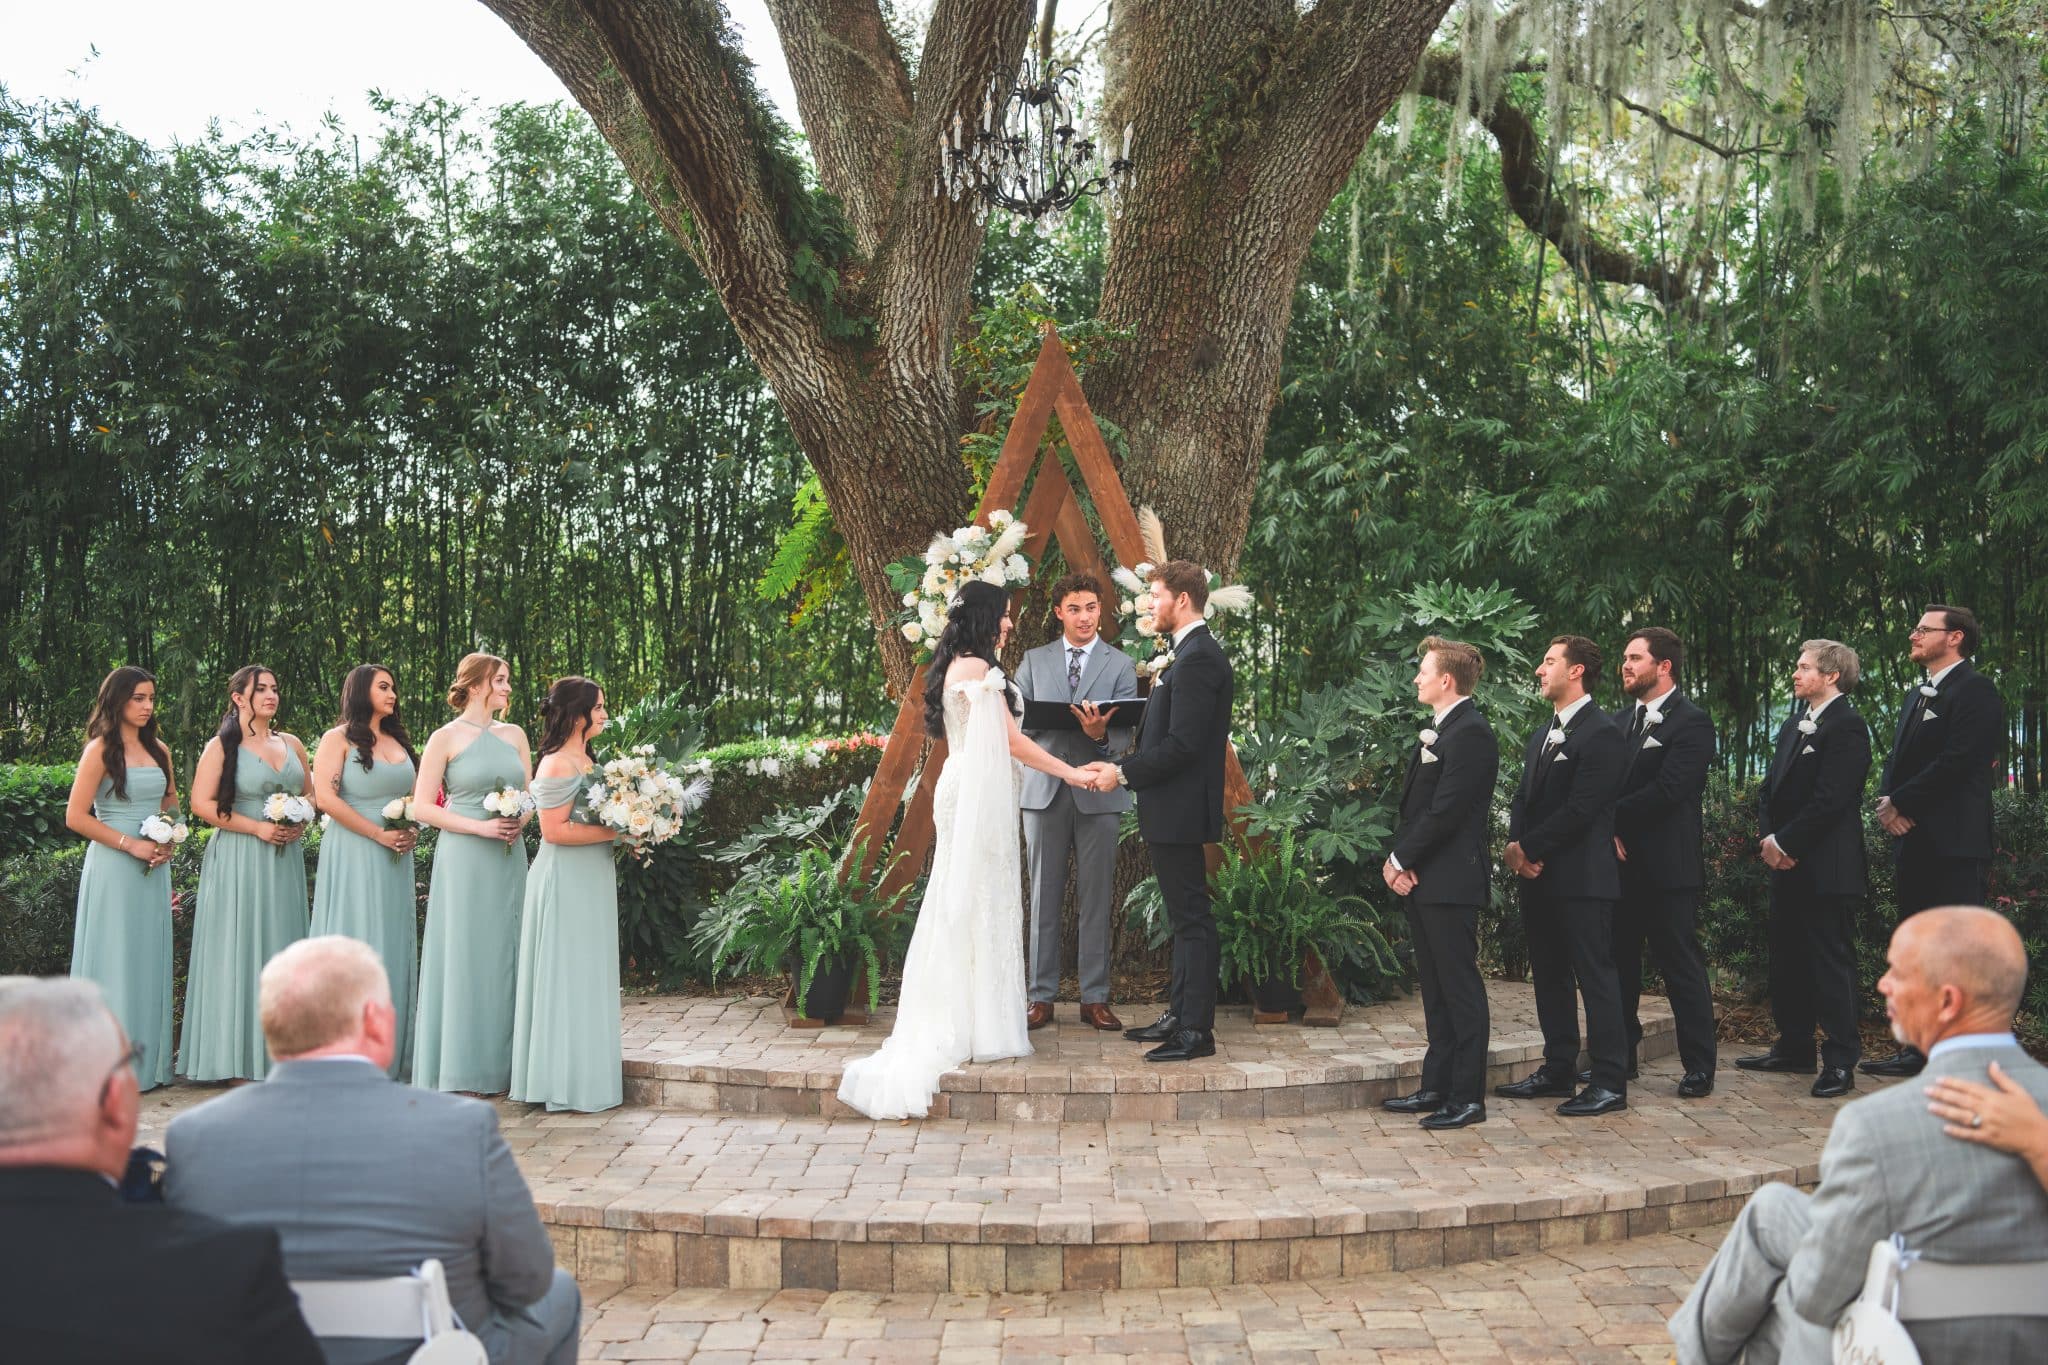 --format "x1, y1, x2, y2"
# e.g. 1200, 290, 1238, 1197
0, 976, 320, 1365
